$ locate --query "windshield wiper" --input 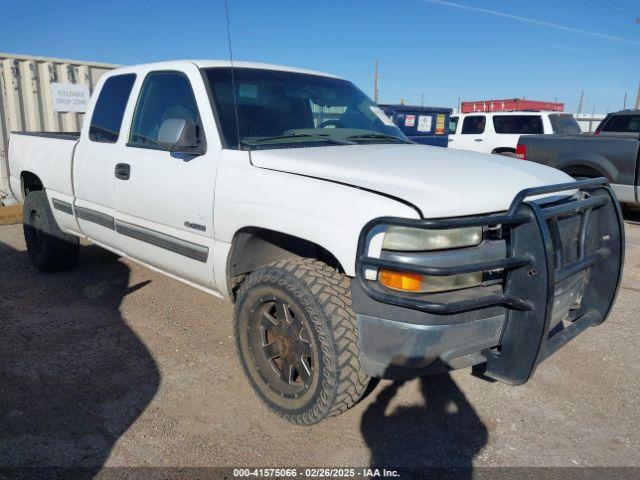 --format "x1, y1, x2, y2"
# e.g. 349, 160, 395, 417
243, 133, 355, 146
346, 133, 413, 144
